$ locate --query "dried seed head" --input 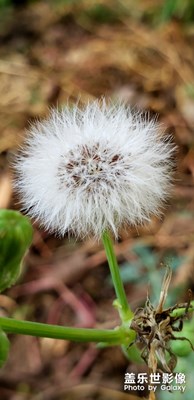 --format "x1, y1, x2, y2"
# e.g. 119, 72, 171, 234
14, 99, 175, 238
58, 143, 125, 189
131, 267, 194, 373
